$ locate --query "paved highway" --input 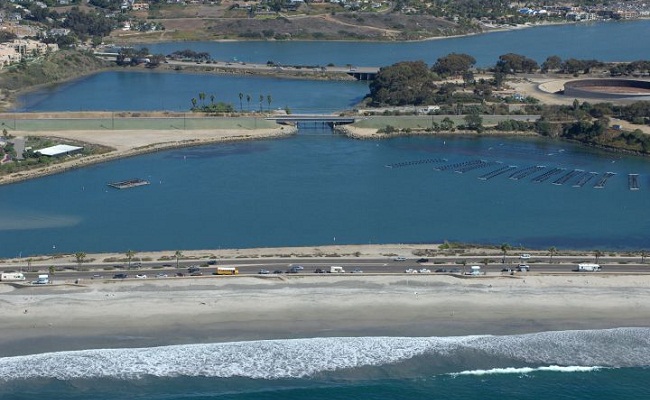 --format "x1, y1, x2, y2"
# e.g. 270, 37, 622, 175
5, 256, 650, 283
